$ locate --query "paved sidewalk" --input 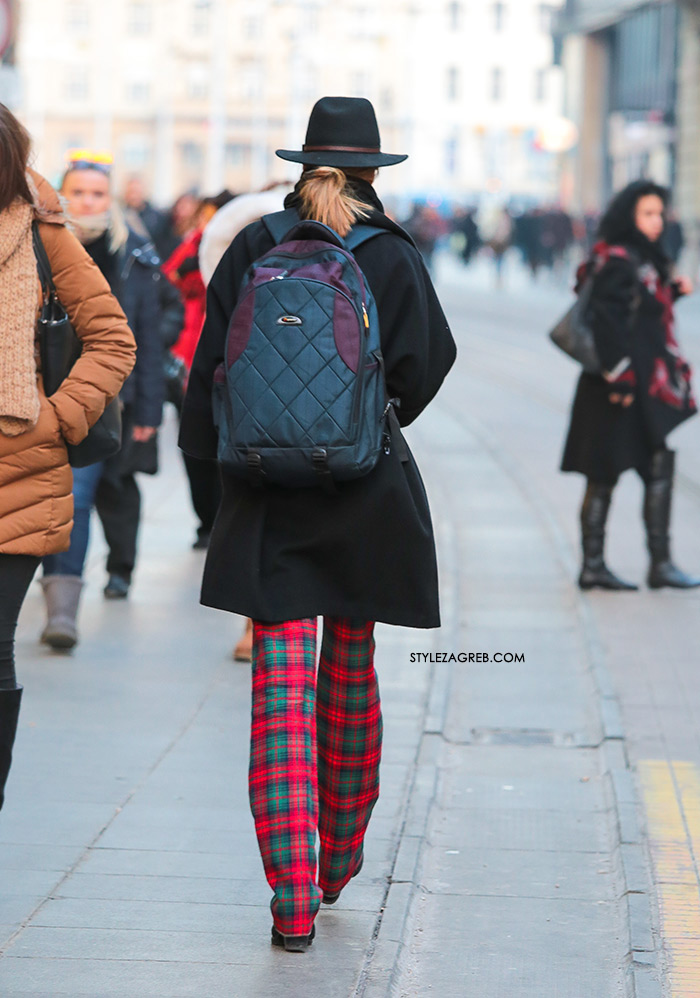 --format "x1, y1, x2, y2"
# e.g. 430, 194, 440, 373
0, 262, 645, 997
